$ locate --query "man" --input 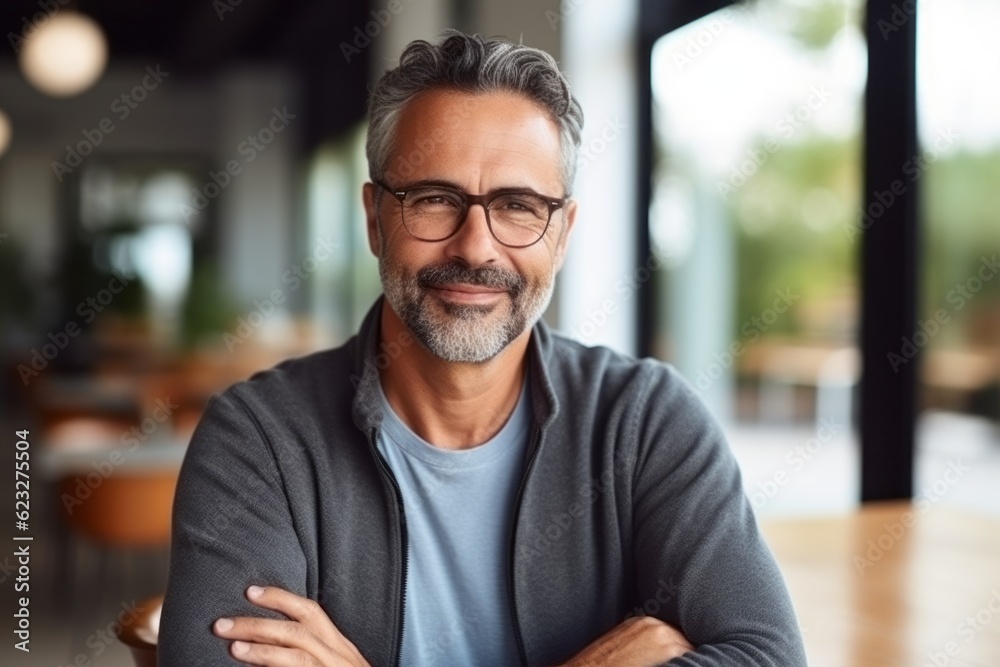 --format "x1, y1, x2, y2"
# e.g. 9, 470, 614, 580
160, 31, 807, 666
